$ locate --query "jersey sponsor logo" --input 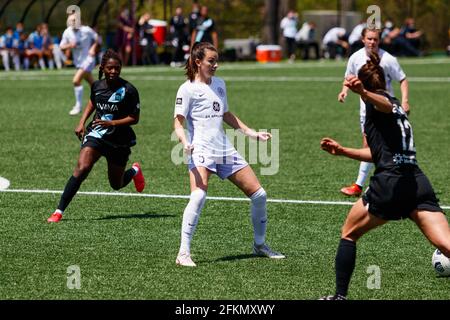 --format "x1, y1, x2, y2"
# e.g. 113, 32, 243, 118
217, 87, 225, 97
96, 103, 118, 112
213, 101, 220, 112
176, 98, 182, 105
108, 87, 126, 103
